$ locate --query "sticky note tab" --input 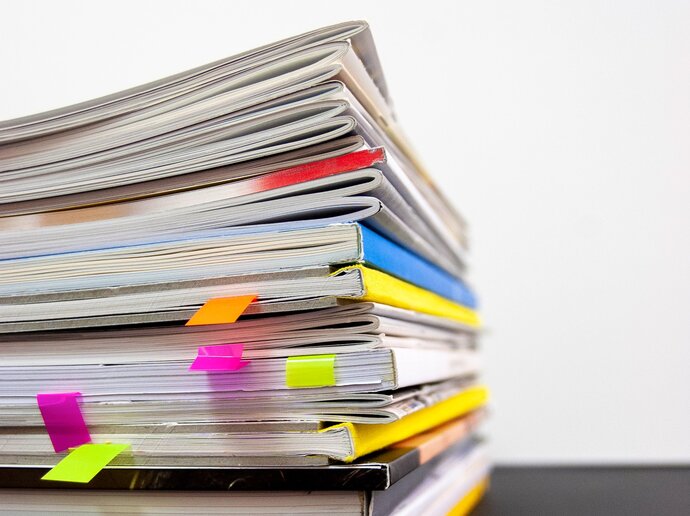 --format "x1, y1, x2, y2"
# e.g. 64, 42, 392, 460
42, 443, 129, 483
185, 295, 256, 326
36, 392, 91, 453
286, 354, 336, 388
189, 343, 249, 371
